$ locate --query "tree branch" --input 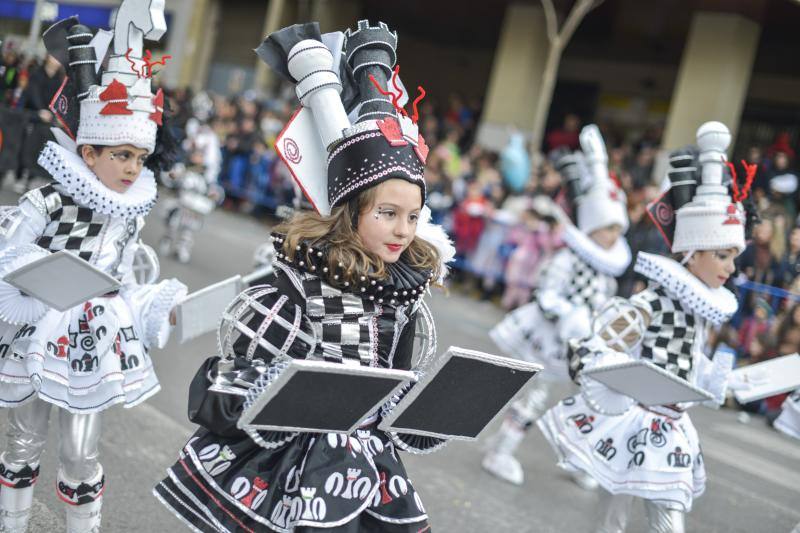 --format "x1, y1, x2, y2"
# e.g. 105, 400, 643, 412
559, 0, 597, 45
540, 0, 558, 44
